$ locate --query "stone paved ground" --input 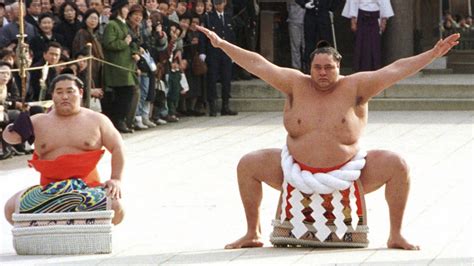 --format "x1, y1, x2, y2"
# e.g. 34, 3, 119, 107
0, 111, 473, 265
